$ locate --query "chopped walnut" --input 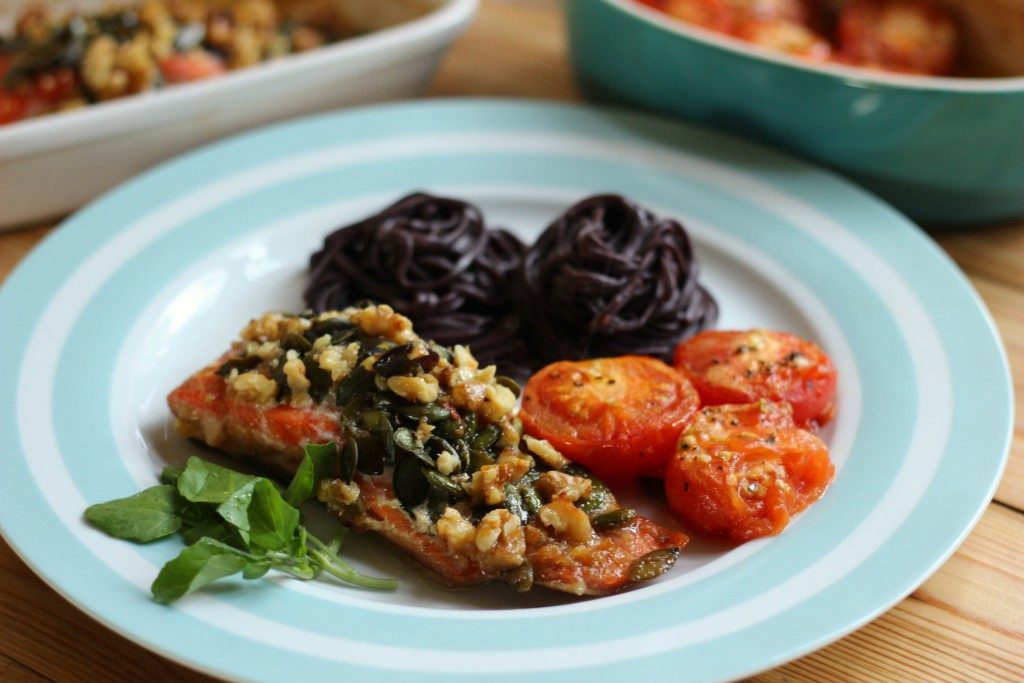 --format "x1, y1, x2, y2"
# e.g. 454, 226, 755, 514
524, 435, 571, 470
451, 380, 487, 411
387, 374, 440, 404
282, 354, 311, 404
240, 312, 311, 343
535, 471, 592, 503
228, 370, 278, 405
319, 478, 360, 506
436, 507, 476, 556
317, 341, 360, 381
538, 499, 593, 543
474, 509, 526, 571
479, 383, 517, 423
470, 459, 531, 505
436, 508, 525, 572
349, 304, 415, 344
